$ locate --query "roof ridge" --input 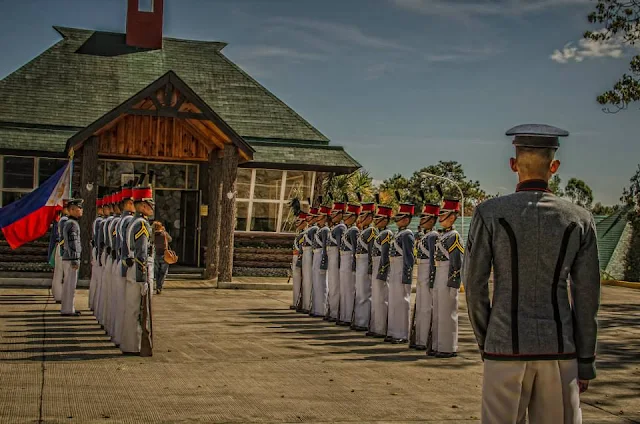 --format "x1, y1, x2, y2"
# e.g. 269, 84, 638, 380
215, 50, 330, 143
